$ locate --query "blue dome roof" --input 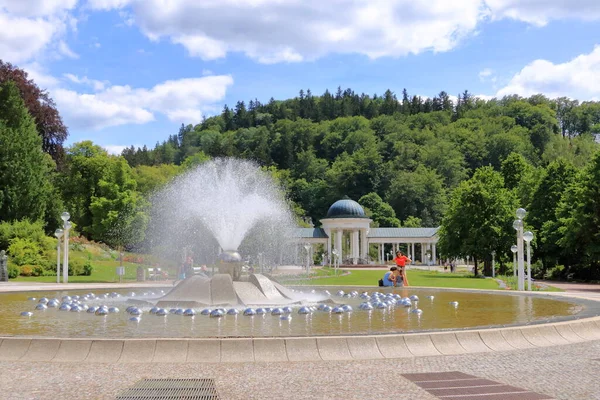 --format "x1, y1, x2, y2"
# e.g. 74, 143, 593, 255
326, 197, 367, 218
